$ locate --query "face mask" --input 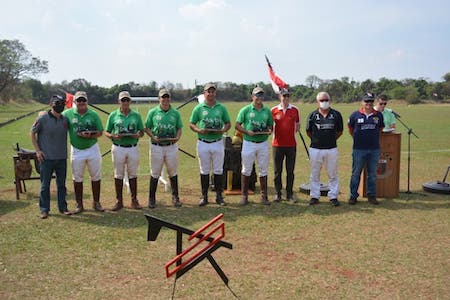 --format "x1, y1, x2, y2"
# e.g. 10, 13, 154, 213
53, 103, 65, 113
319, 101, 330, 110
